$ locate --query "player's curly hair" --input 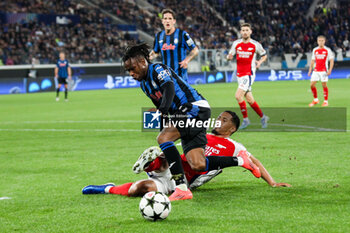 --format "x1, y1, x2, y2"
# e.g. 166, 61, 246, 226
224, 110, 240, 134
122, 43, 150, 63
